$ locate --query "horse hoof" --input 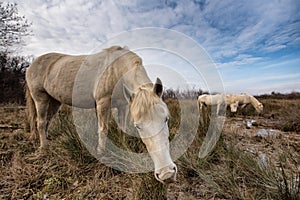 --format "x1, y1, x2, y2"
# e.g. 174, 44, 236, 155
38, 145, 49, 153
